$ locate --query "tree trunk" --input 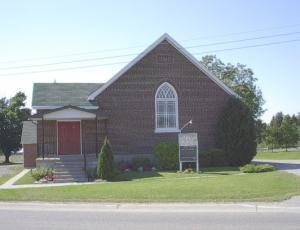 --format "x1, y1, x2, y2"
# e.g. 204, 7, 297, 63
4, 153, 10, 163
